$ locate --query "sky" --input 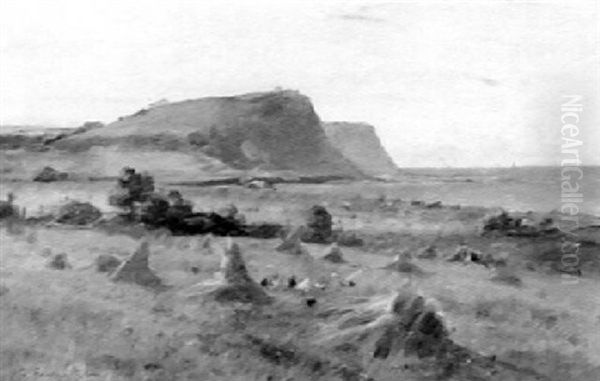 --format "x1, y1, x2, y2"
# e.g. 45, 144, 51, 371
1, 0, 598, 167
